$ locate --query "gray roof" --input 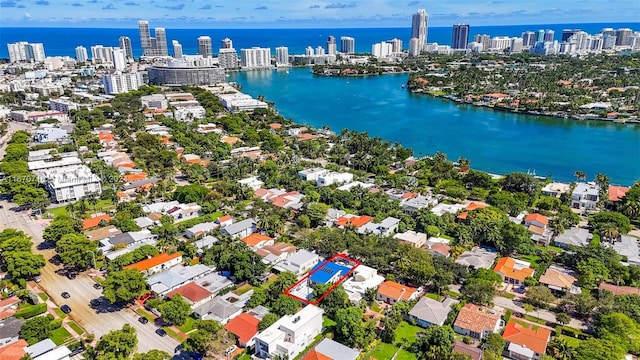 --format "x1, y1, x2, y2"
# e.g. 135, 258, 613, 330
402, 195, 435, 211
220, 218, 256, 236
409, 297, 458, 327
194, 235, 219, 250
314, 338, 360, 360
107, 232, 135, 246
186, 222, 218, 235
554, 227, 592, 248
380, 217, 401, 229
0, 317, 24, 339
134, 217, 155, 228
25, 338, 57, 357
454, 247, 498, 269
247, 305, 270, 320
195, 272, 234, 295
148, 264, 214, 294
123, 178, 158, 190
611, 235, 640, 265
193, 297, 242, 322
